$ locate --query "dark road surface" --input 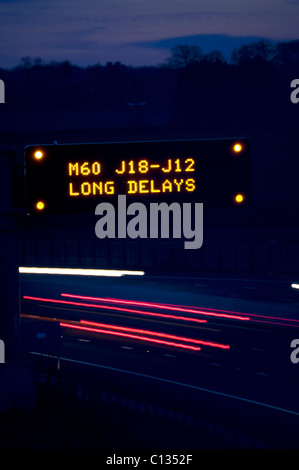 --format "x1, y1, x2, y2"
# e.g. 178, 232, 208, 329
16, 271, 299, 448
20, 273, 299, 407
